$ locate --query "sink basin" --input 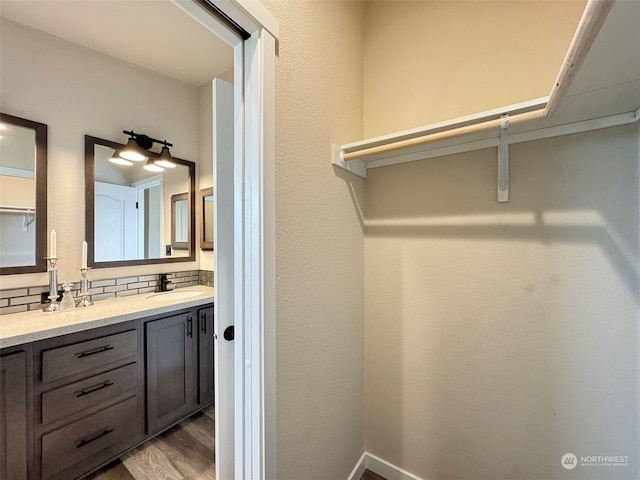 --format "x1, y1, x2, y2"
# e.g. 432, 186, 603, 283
146, 290, 203, 301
